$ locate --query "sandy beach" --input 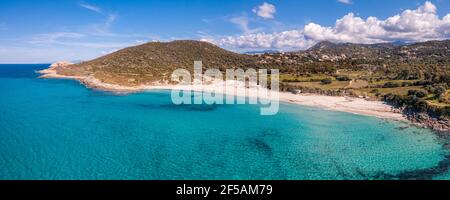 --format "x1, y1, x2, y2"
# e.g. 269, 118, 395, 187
38, 66, 406, 121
